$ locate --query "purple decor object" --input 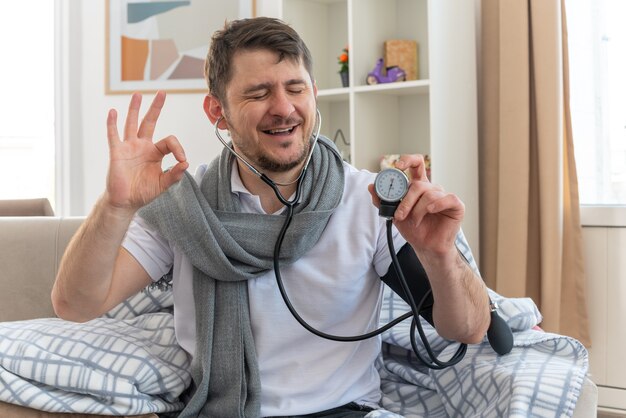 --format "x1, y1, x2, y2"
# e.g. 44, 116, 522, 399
366, 58, 406, 85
